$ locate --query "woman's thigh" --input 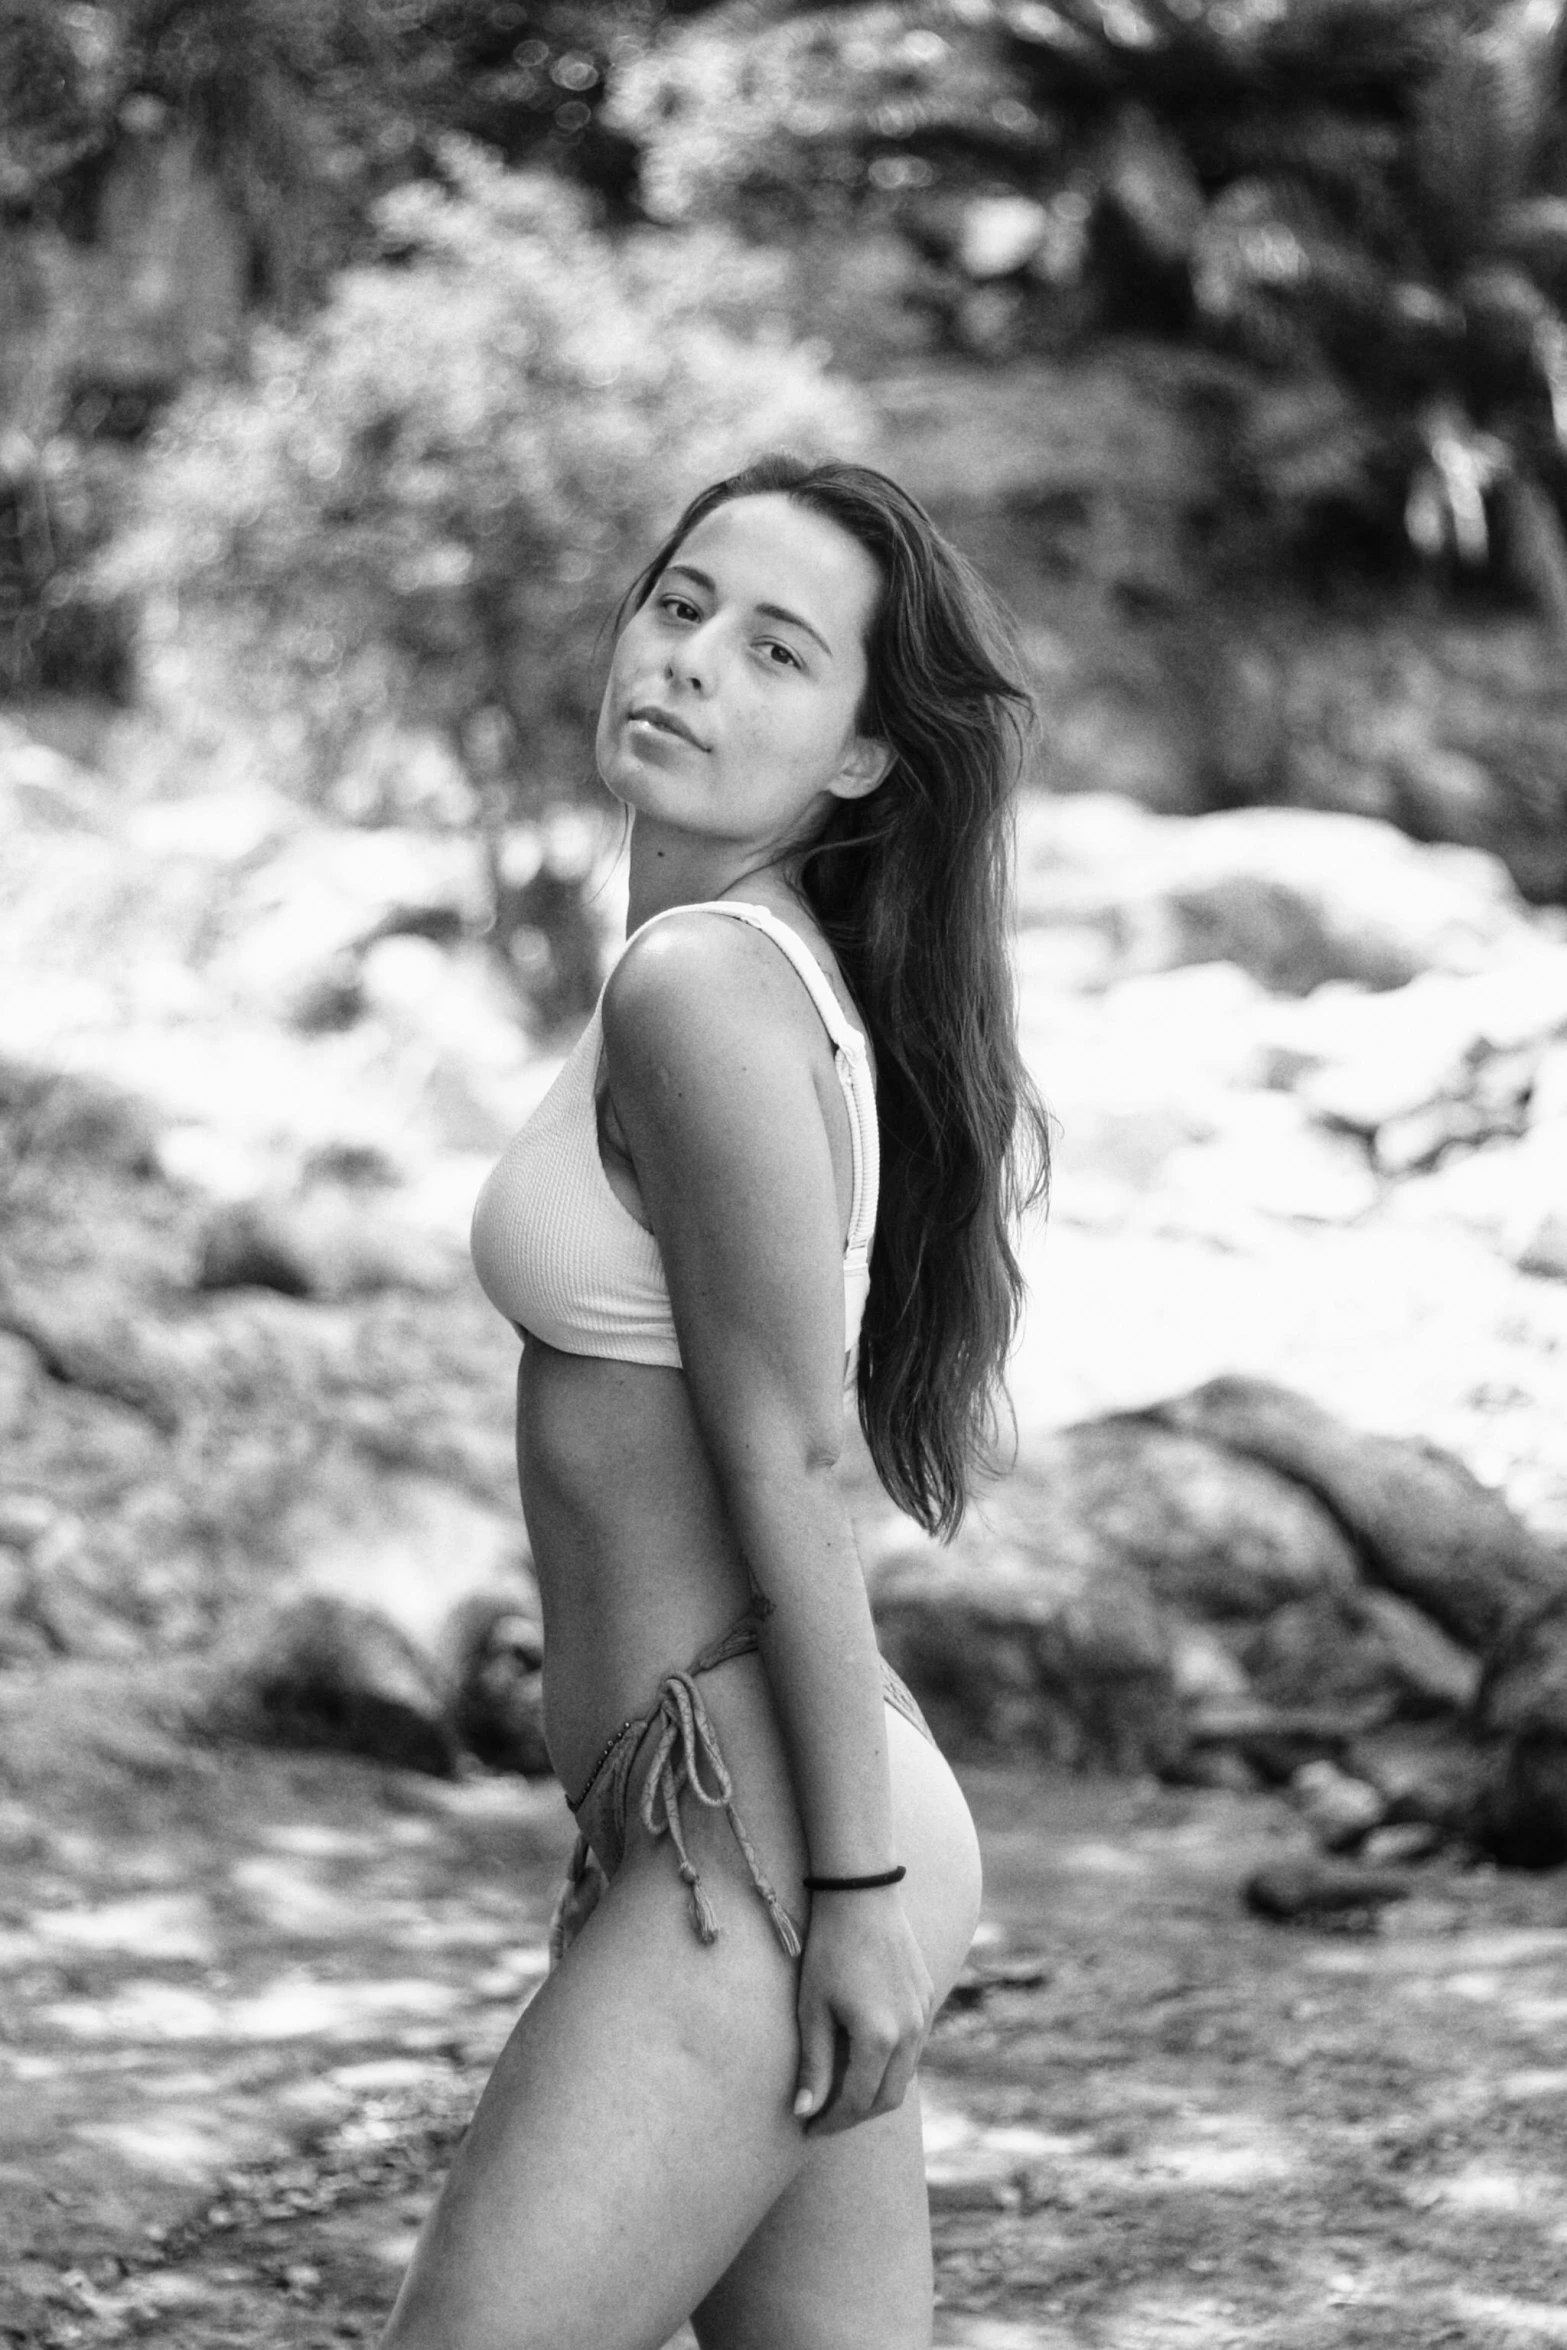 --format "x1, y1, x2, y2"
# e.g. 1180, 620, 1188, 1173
691, 1710, 983, 2350
379, 1838, 811, 2350
378, 1699, 982, 2350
